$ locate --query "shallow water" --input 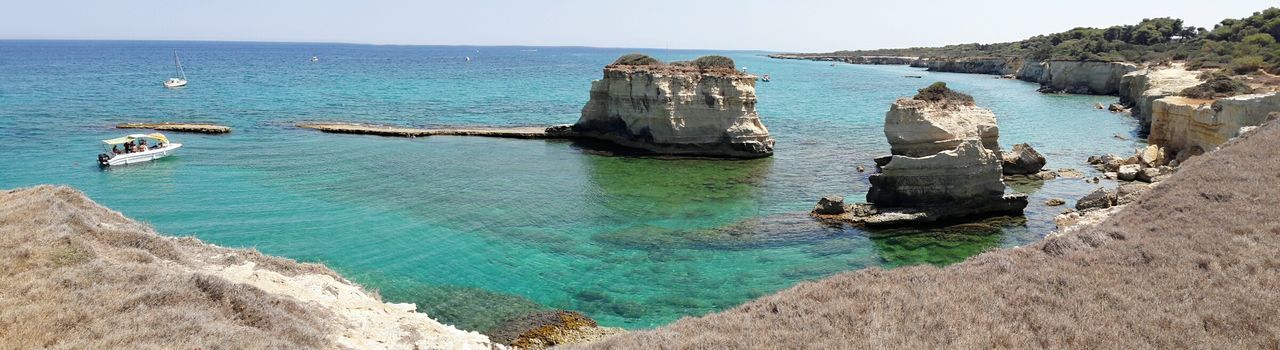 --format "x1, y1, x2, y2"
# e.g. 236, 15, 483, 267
0, 41, 1143, 330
